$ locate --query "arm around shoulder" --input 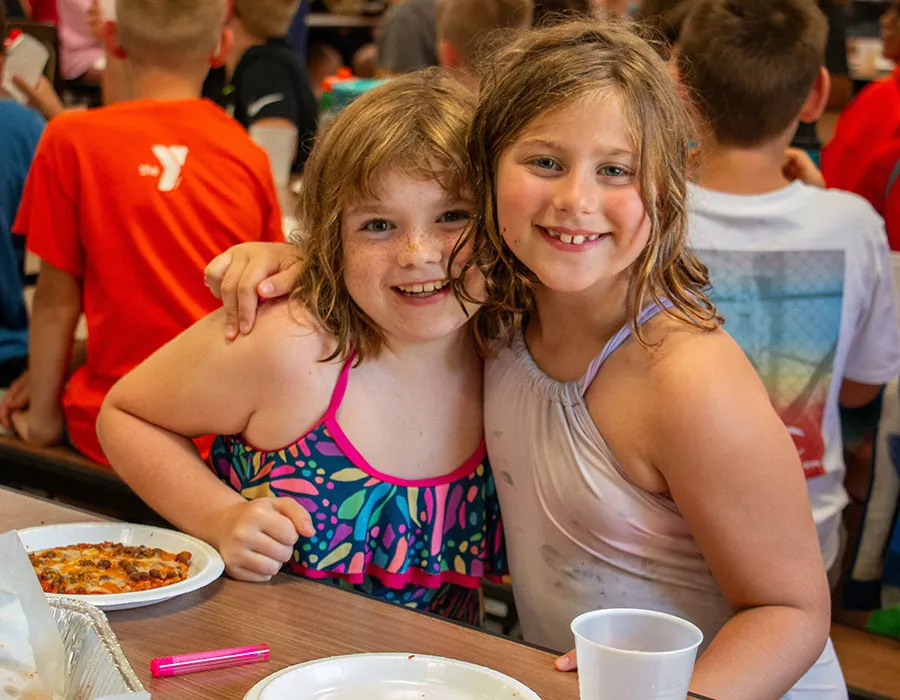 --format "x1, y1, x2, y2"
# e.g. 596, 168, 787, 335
98, 301, 329, 544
